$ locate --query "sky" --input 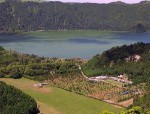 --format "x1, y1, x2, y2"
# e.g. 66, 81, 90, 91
45, 0, 145, 4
